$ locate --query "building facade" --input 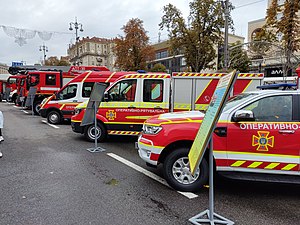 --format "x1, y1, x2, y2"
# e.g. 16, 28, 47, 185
248, 0, 300, 76
0, 63, 8, 74
67, 37, 116, 71
149, 33, 244, 73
